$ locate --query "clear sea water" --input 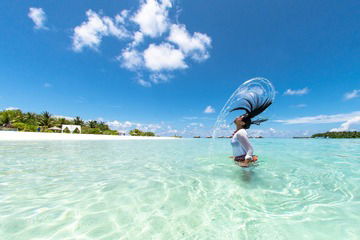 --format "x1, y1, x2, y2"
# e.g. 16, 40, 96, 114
0, 139, 359, 240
